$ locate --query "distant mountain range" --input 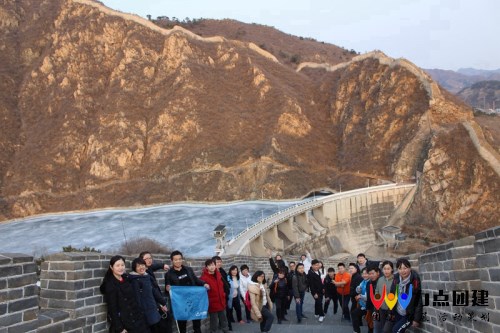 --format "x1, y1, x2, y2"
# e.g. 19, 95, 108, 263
425, 68, 500, 94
